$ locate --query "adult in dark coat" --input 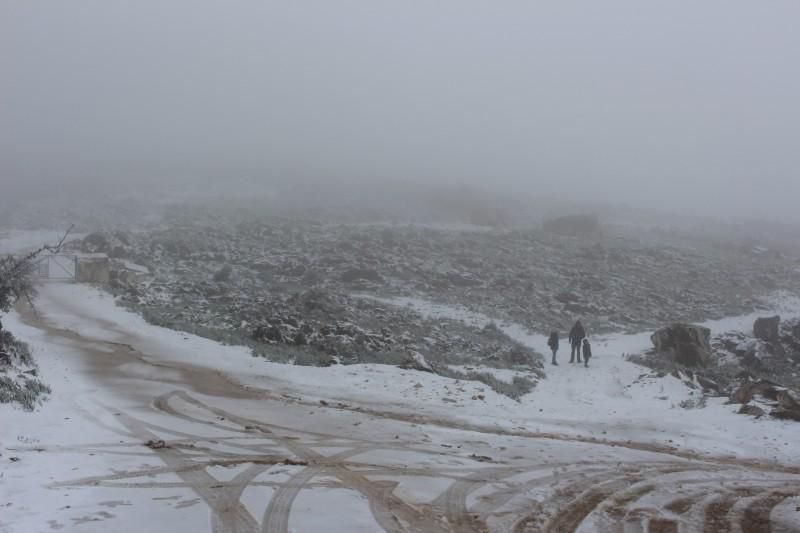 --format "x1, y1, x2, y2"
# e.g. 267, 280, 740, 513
547, 331, 559, 365
568, 320, 586, 363
582, 338, 592, 368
